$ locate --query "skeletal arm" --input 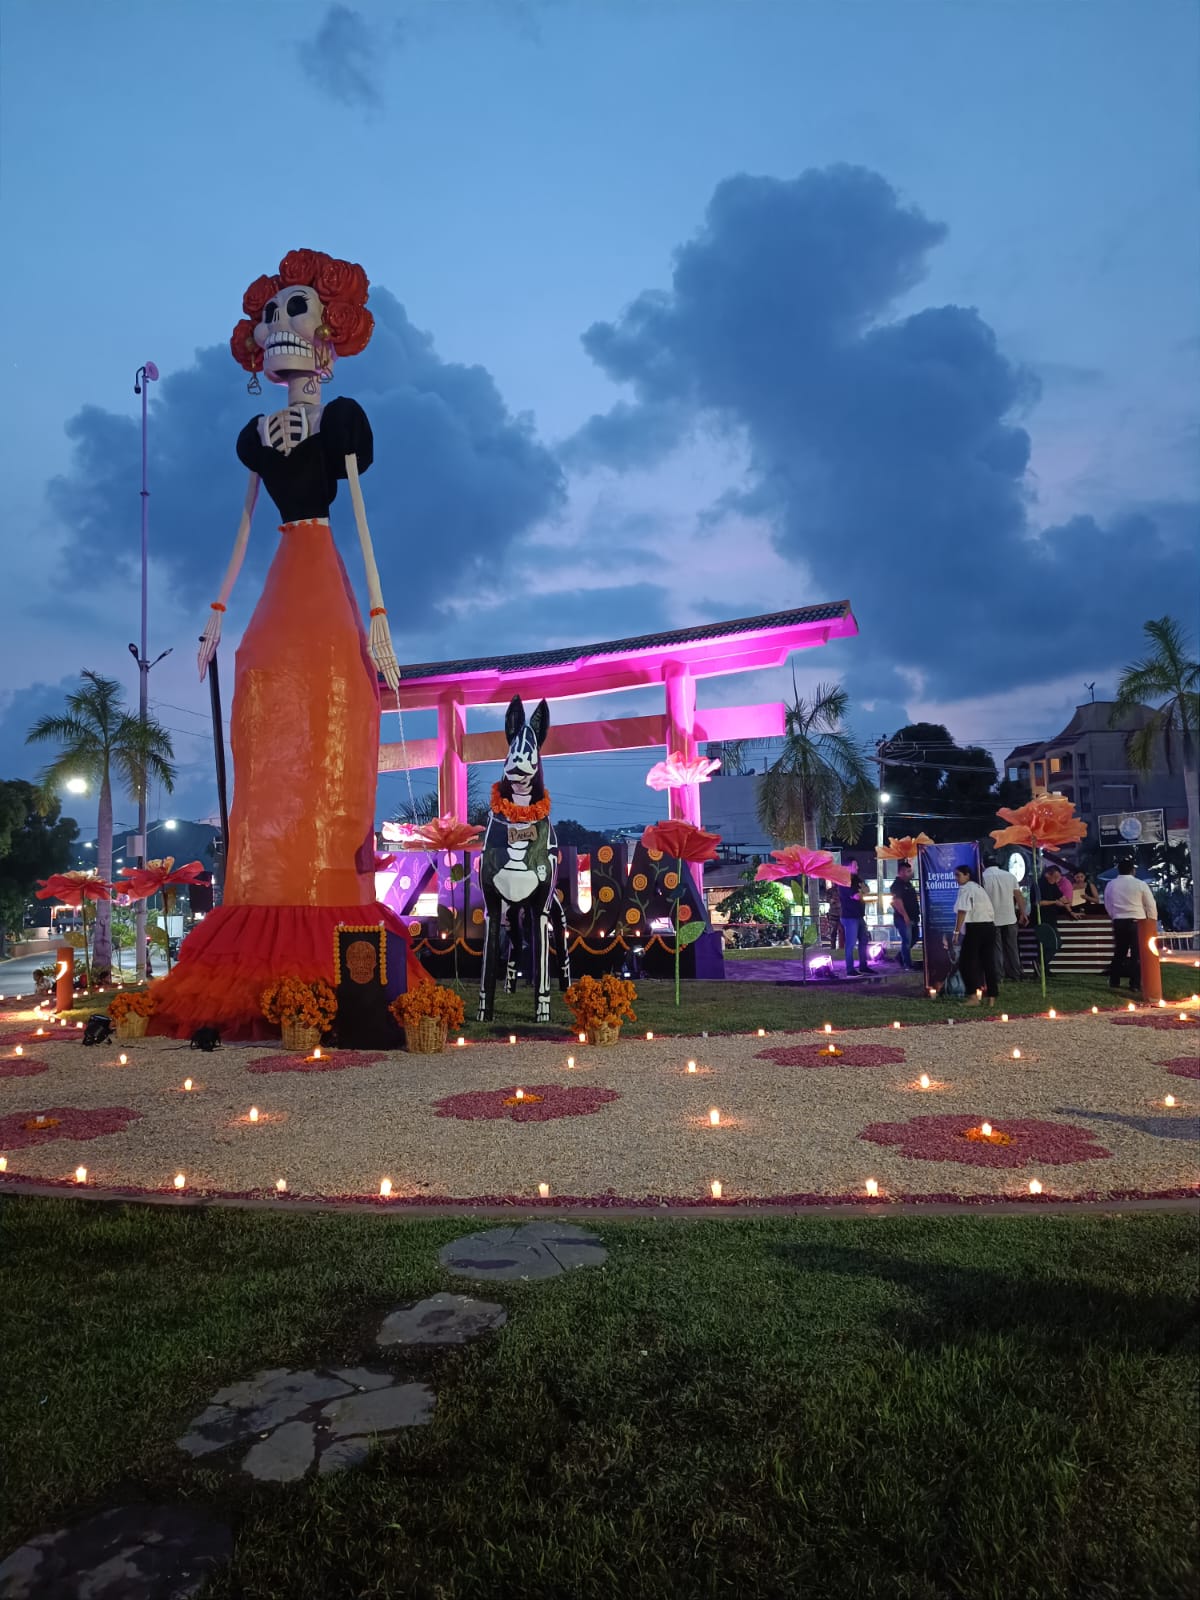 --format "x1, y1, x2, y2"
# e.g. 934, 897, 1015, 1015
344, 451, 400, 693
198, 471, 260, 680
